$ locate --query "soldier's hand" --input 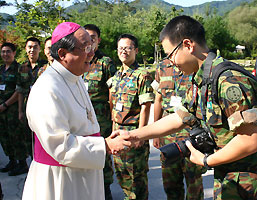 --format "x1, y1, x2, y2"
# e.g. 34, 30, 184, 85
19, 112, 25, 123
133, 140, 145, 149
105, 133, 131, 154
0, 104, 6, 113
153, 138, 160, 149
186, 140, 205, 166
